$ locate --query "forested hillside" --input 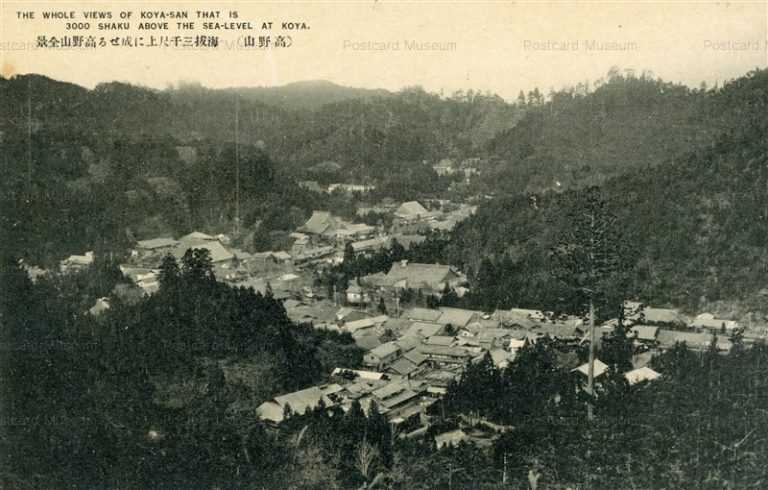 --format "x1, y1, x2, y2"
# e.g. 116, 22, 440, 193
479, 69, 721, 193
0, 75, 519, 264
449, 69, 768, 317
4, 68, 768, 311
0, 252, 362, 489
